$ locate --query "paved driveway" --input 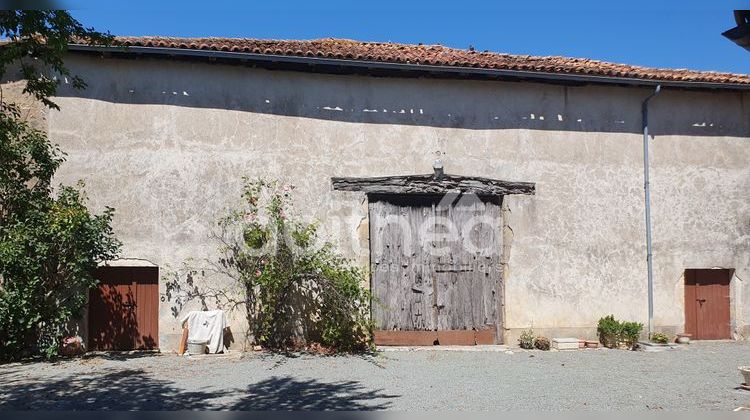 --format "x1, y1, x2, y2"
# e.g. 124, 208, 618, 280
1, 341, 749, 410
